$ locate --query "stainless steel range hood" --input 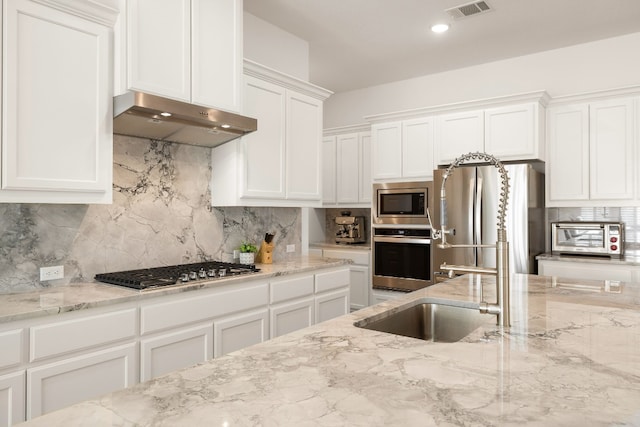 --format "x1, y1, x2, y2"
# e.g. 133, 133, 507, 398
113, 91, 257, 147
